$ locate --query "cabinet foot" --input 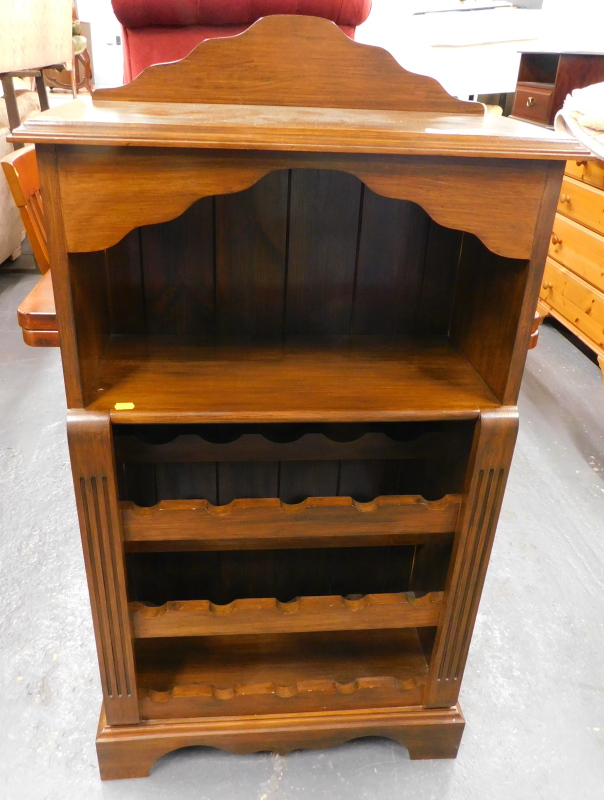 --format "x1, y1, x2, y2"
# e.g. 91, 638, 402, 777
96, 704, 465, 779
598, 356, 604, 386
